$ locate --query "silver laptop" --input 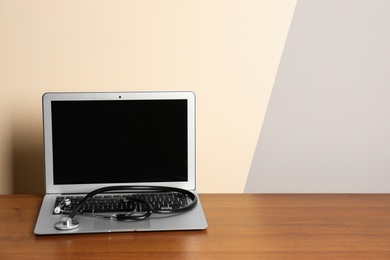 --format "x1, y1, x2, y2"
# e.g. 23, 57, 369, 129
34, 91, 208, 235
